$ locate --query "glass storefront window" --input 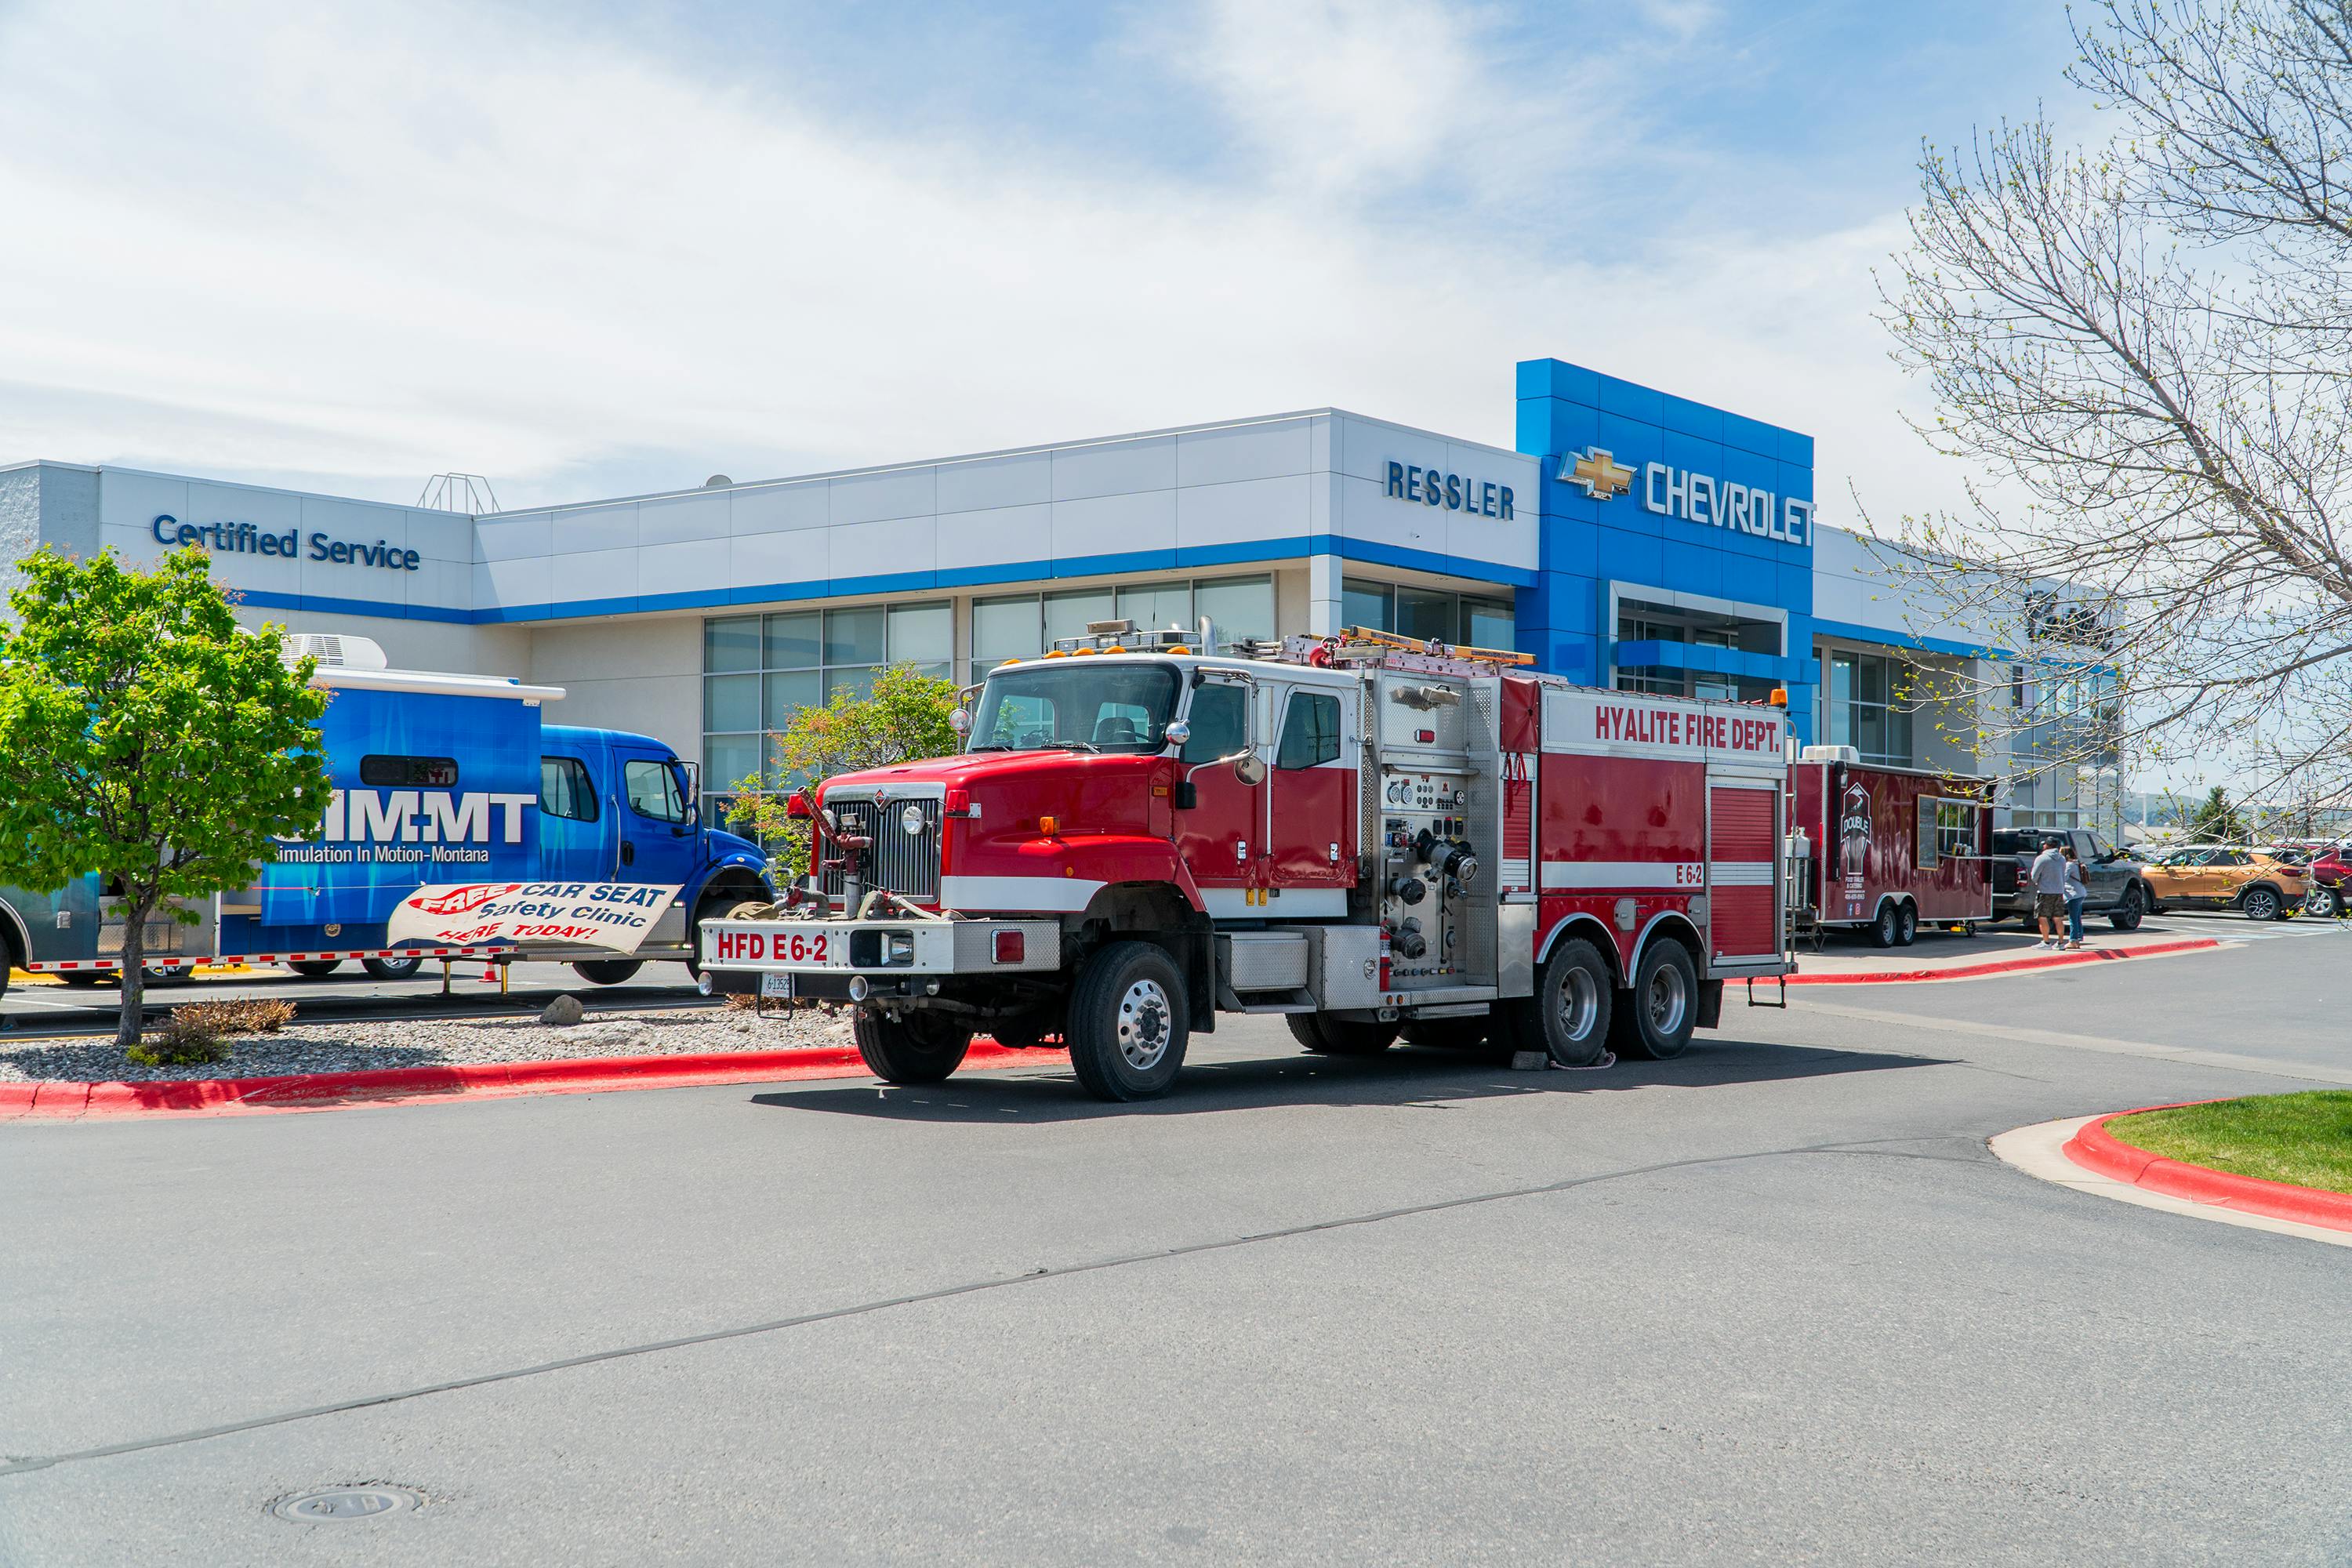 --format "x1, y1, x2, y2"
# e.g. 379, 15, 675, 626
702, 672, 759, 733
888, 602, 951, 664
1195, 575, 1275, 644
1341, 579, 1392, 632
1828, 650, 1912, 766
763, 611, 820, 669
1044, 587, 1114, 643
705, 616, 761, 673
1396, 586, 1458, 644
1117, 583, 1193, 634
1464, 595, 1514, 648
824, 606, 886, 666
